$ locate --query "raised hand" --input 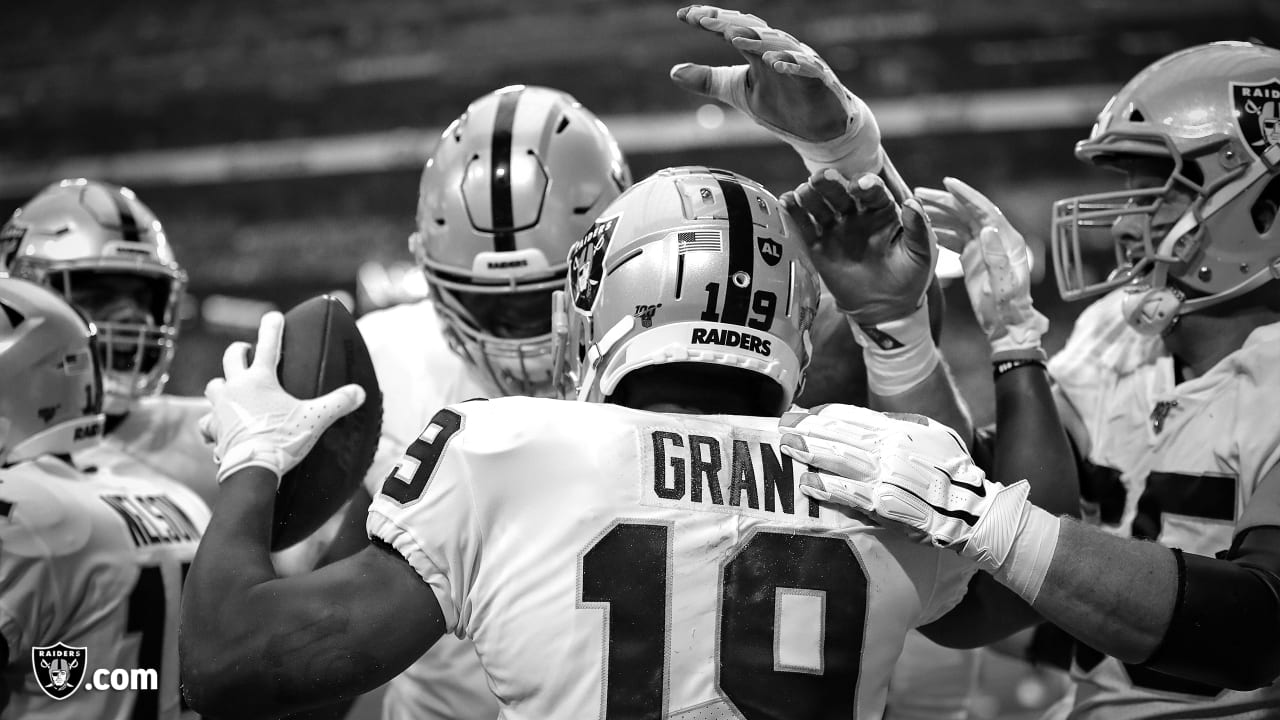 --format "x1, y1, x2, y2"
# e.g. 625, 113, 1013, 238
781, 169, 936, 326
670, 5, 883, 174
200, 312, 365, 483
916, 178, 1047, 361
